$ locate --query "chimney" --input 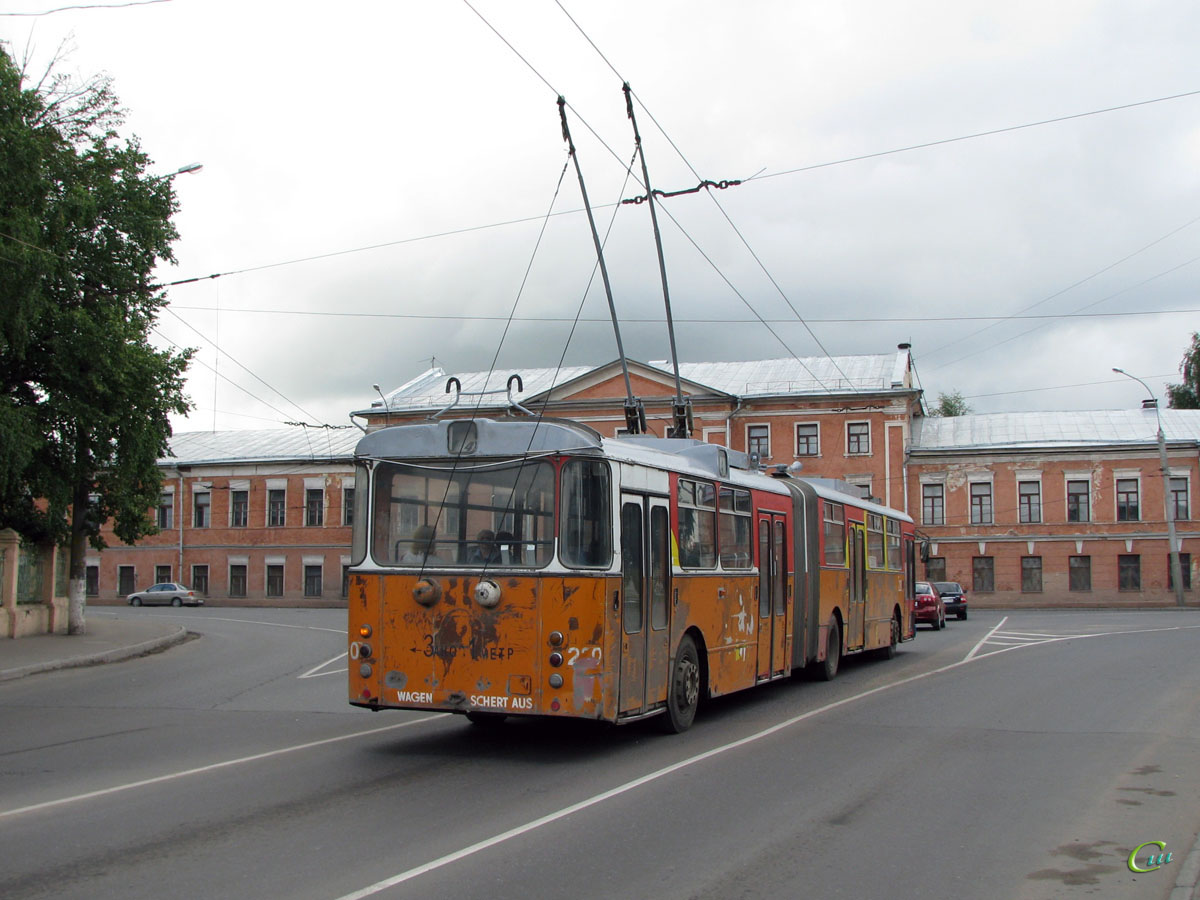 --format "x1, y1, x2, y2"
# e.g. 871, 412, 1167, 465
1142, 398, 1158, 410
